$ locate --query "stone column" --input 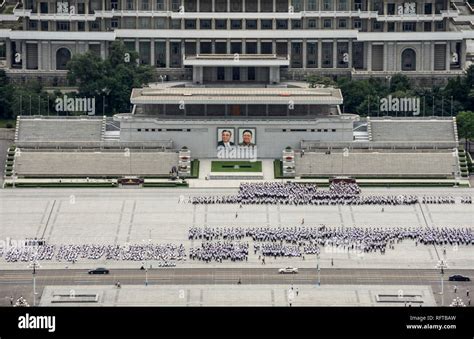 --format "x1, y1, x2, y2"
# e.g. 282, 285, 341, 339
258, 0, 261, 12
150, 38, 155, 66
38, 41, 42, 70
333, 40, 337, 68
367, 42, 372, 71
197, 0, 200, 11
317, 39, 322, 69
430, 42, 435, 71
302, 39, 307, 68
445, 42, 450, 71
6, 39, 11, 68
383, 42, 387, 71
22, 41, 26, 70
166, 39, 170, 68
212, 0, 215, 11
348, 40, 353, 68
